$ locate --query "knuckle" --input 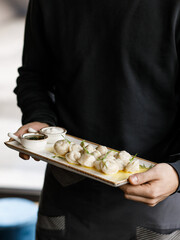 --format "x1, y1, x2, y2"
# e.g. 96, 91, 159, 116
123, 187, 131, 195
124, 194, 130, 200
148, 188, 159, 199
147, 199, 157, 207
147, 202, 157, 207
151, 166, 159, 175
